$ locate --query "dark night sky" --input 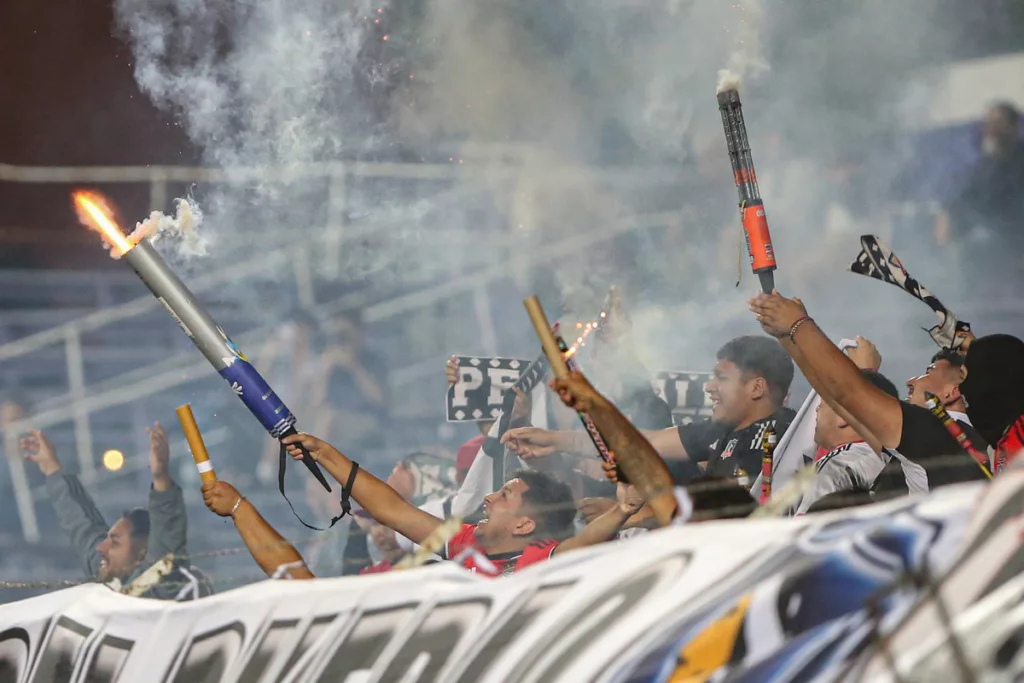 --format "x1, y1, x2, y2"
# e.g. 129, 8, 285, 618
0, 0, 196, 166
0, 1, 198, 268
